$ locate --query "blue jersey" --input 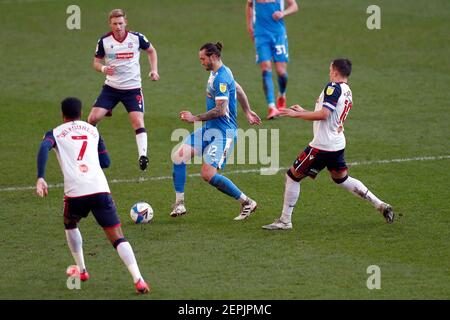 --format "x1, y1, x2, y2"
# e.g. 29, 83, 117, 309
252, 0, 287, 37
205, 65, 238, 133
